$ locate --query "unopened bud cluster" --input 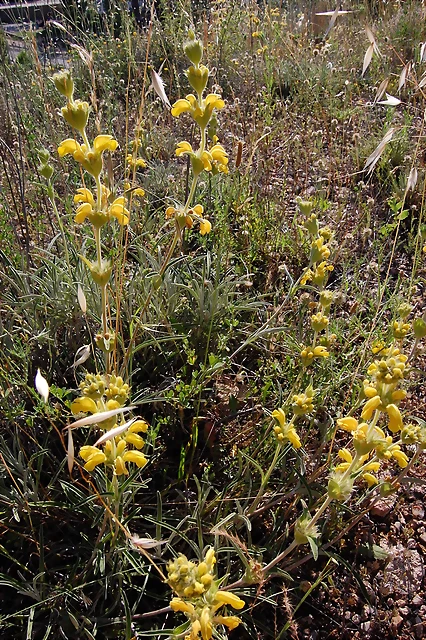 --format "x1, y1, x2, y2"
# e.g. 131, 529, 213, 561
167, 548, 245, 640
